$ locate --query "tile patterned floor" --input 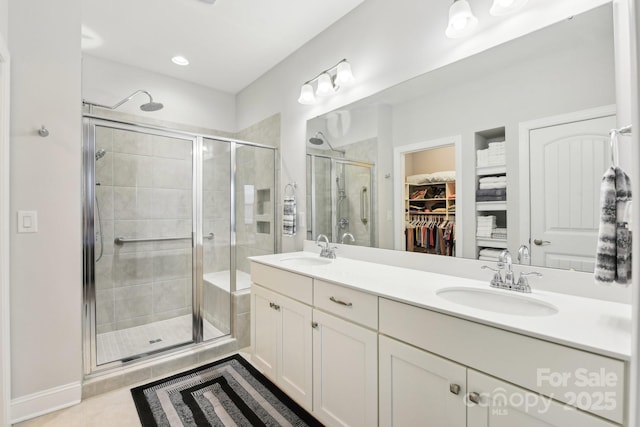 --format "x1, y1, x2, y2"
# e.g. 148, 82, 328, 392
14, 350, 252, 427
97, 315, 225, 365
